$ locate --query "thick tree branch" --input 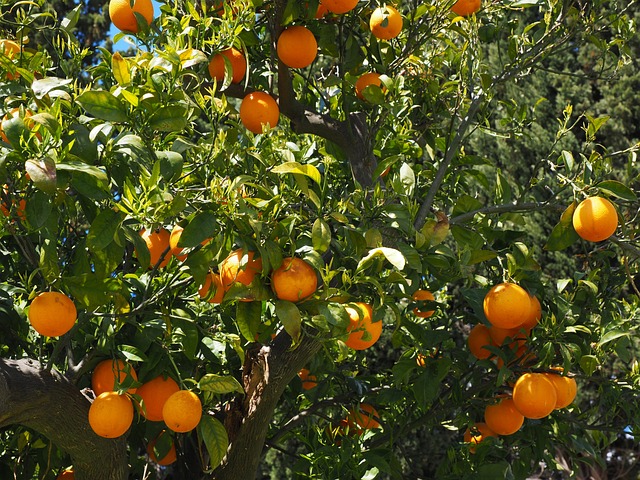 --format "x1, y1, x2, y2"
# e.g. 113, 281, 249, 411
0, 358, 128, 480
213, 332, 322, 480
